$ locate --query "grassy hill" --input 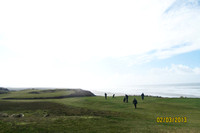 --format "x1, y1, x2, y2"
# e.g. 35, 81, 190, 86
0, 89, 199, 133
0, 87, 9, 94
0, 88, 95, 99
